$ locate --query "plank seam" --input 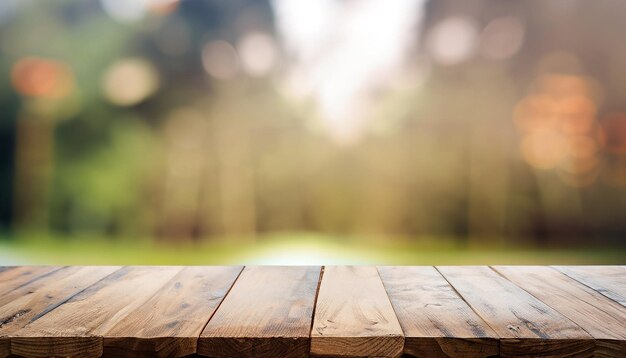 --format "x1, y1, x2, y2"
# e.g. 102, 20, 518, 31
308, 265, 324, 341
551, 266, 626, 307
433, 266, 503, 350
526, 266, 626, 319
487, 266, 597, 340
105, 266, 187, 321
24, 266, 128, 325
4, 266, 67, 294
374, 266, 405, 340
194, 265, 246, 352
